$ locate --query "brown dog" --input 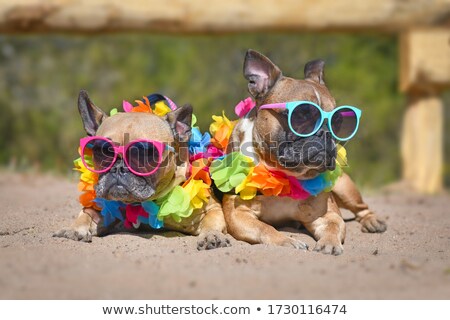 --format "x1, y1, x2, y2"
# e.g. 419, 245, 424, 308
223, 50, 386, 255
54, 91, 229, 250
